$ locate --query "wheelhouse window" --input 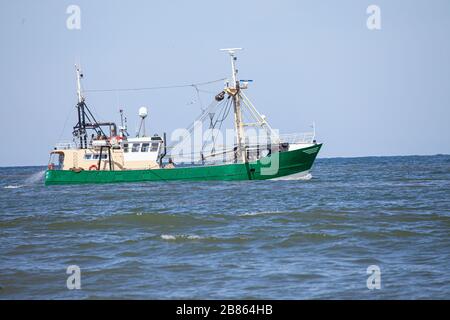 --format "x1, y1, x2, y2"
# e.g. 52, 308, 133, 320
123, 143, 129, 153
92, 154, 108, 160
141, 143, 150, 152
132, 143, 141, 152
84, 154, 92, 160
151, 142, 159, 152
